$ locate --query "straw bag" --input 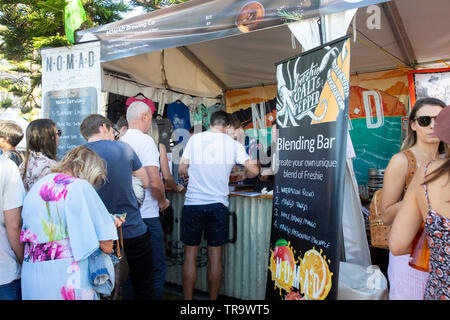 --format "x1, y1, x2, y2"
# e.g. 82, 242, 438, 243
369, 149, 416, 249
